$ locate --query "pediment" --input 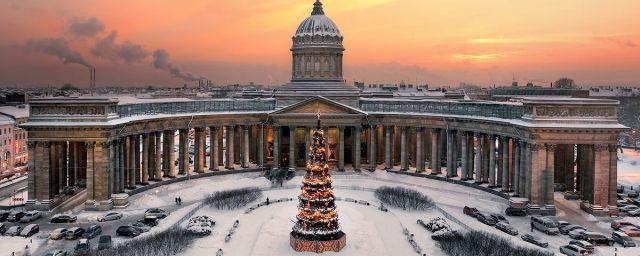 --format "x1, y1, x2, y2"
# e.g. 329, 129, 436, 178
271, 96, 365, 116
